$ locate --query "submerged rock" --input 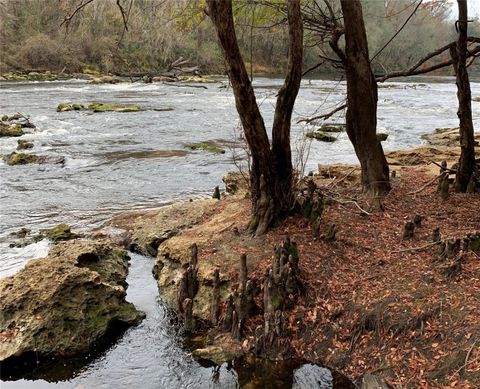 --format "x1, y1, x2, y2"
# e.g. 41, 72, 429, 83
185, 142, 226, 154
87, 102, 143, 113
17, 139, 34, 150
0, 240, 144, 367
3, 152, 65, 166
